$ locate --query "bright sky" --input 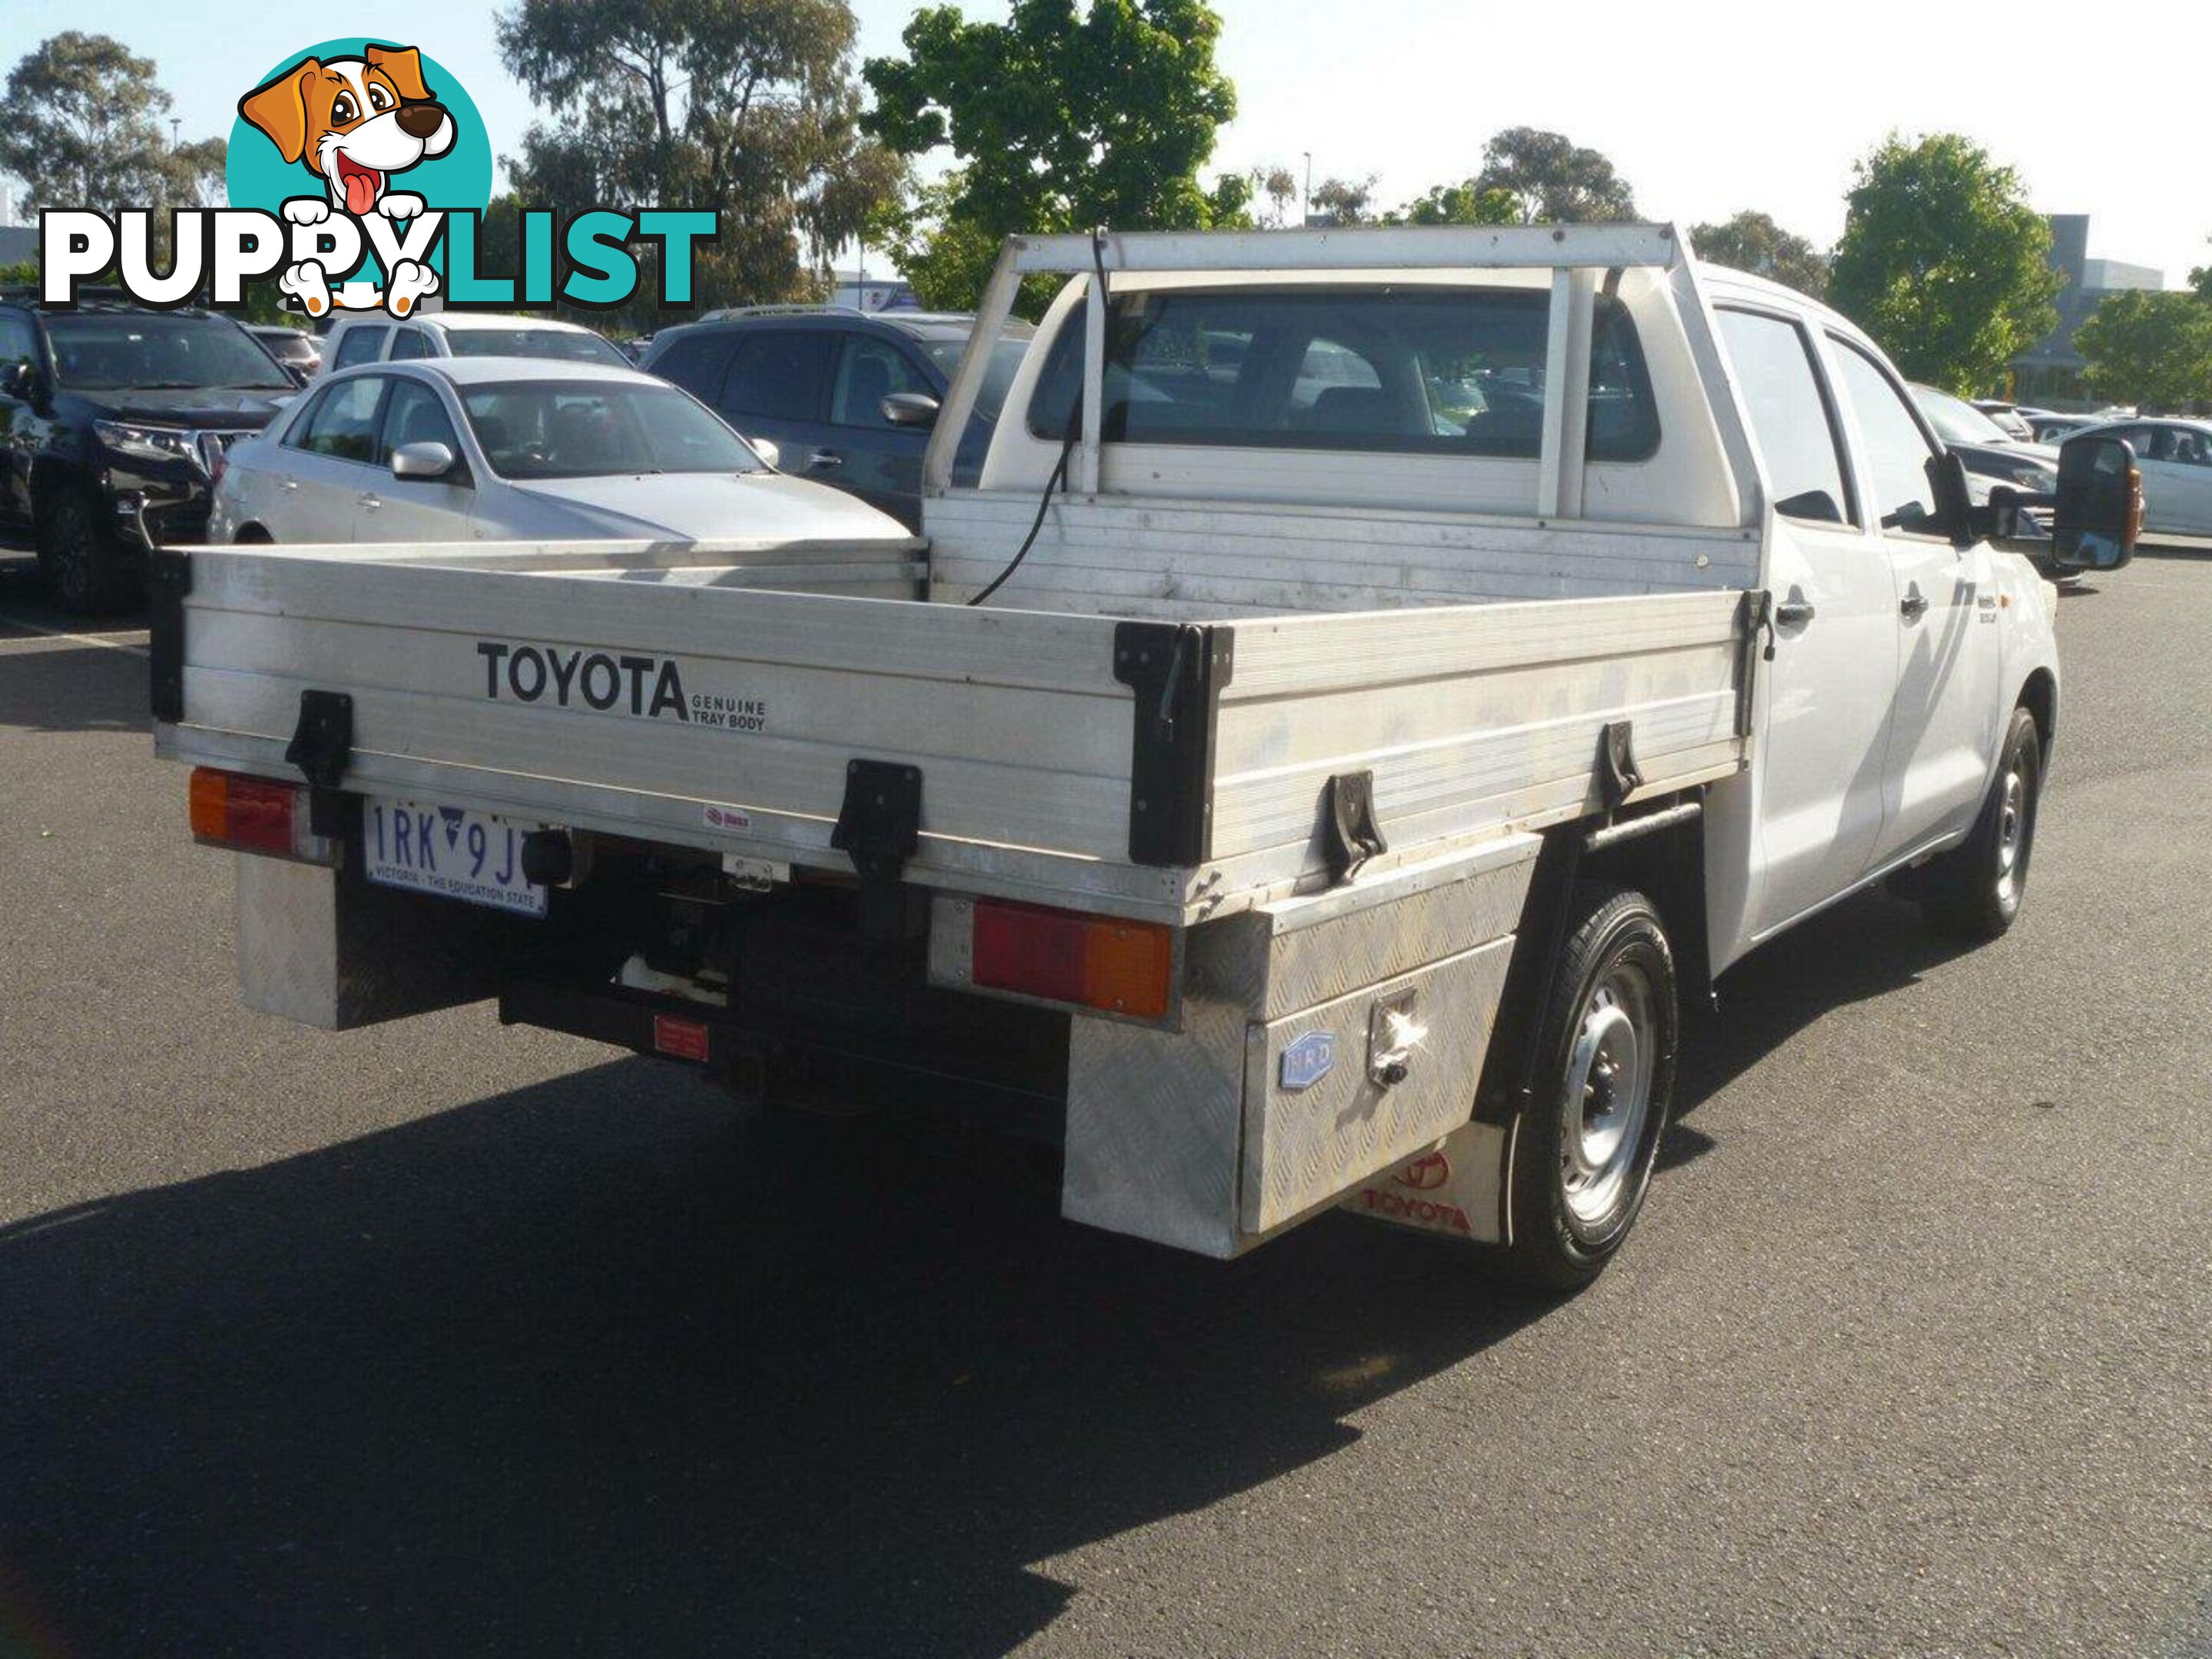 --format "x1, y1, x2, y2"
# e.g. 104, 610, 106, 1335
15, 0, 2208, 285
